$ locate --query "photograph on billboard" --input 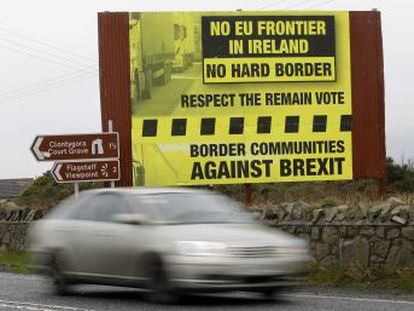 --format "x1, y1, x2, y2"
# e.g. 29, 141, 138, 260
129, 11, 352, 186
